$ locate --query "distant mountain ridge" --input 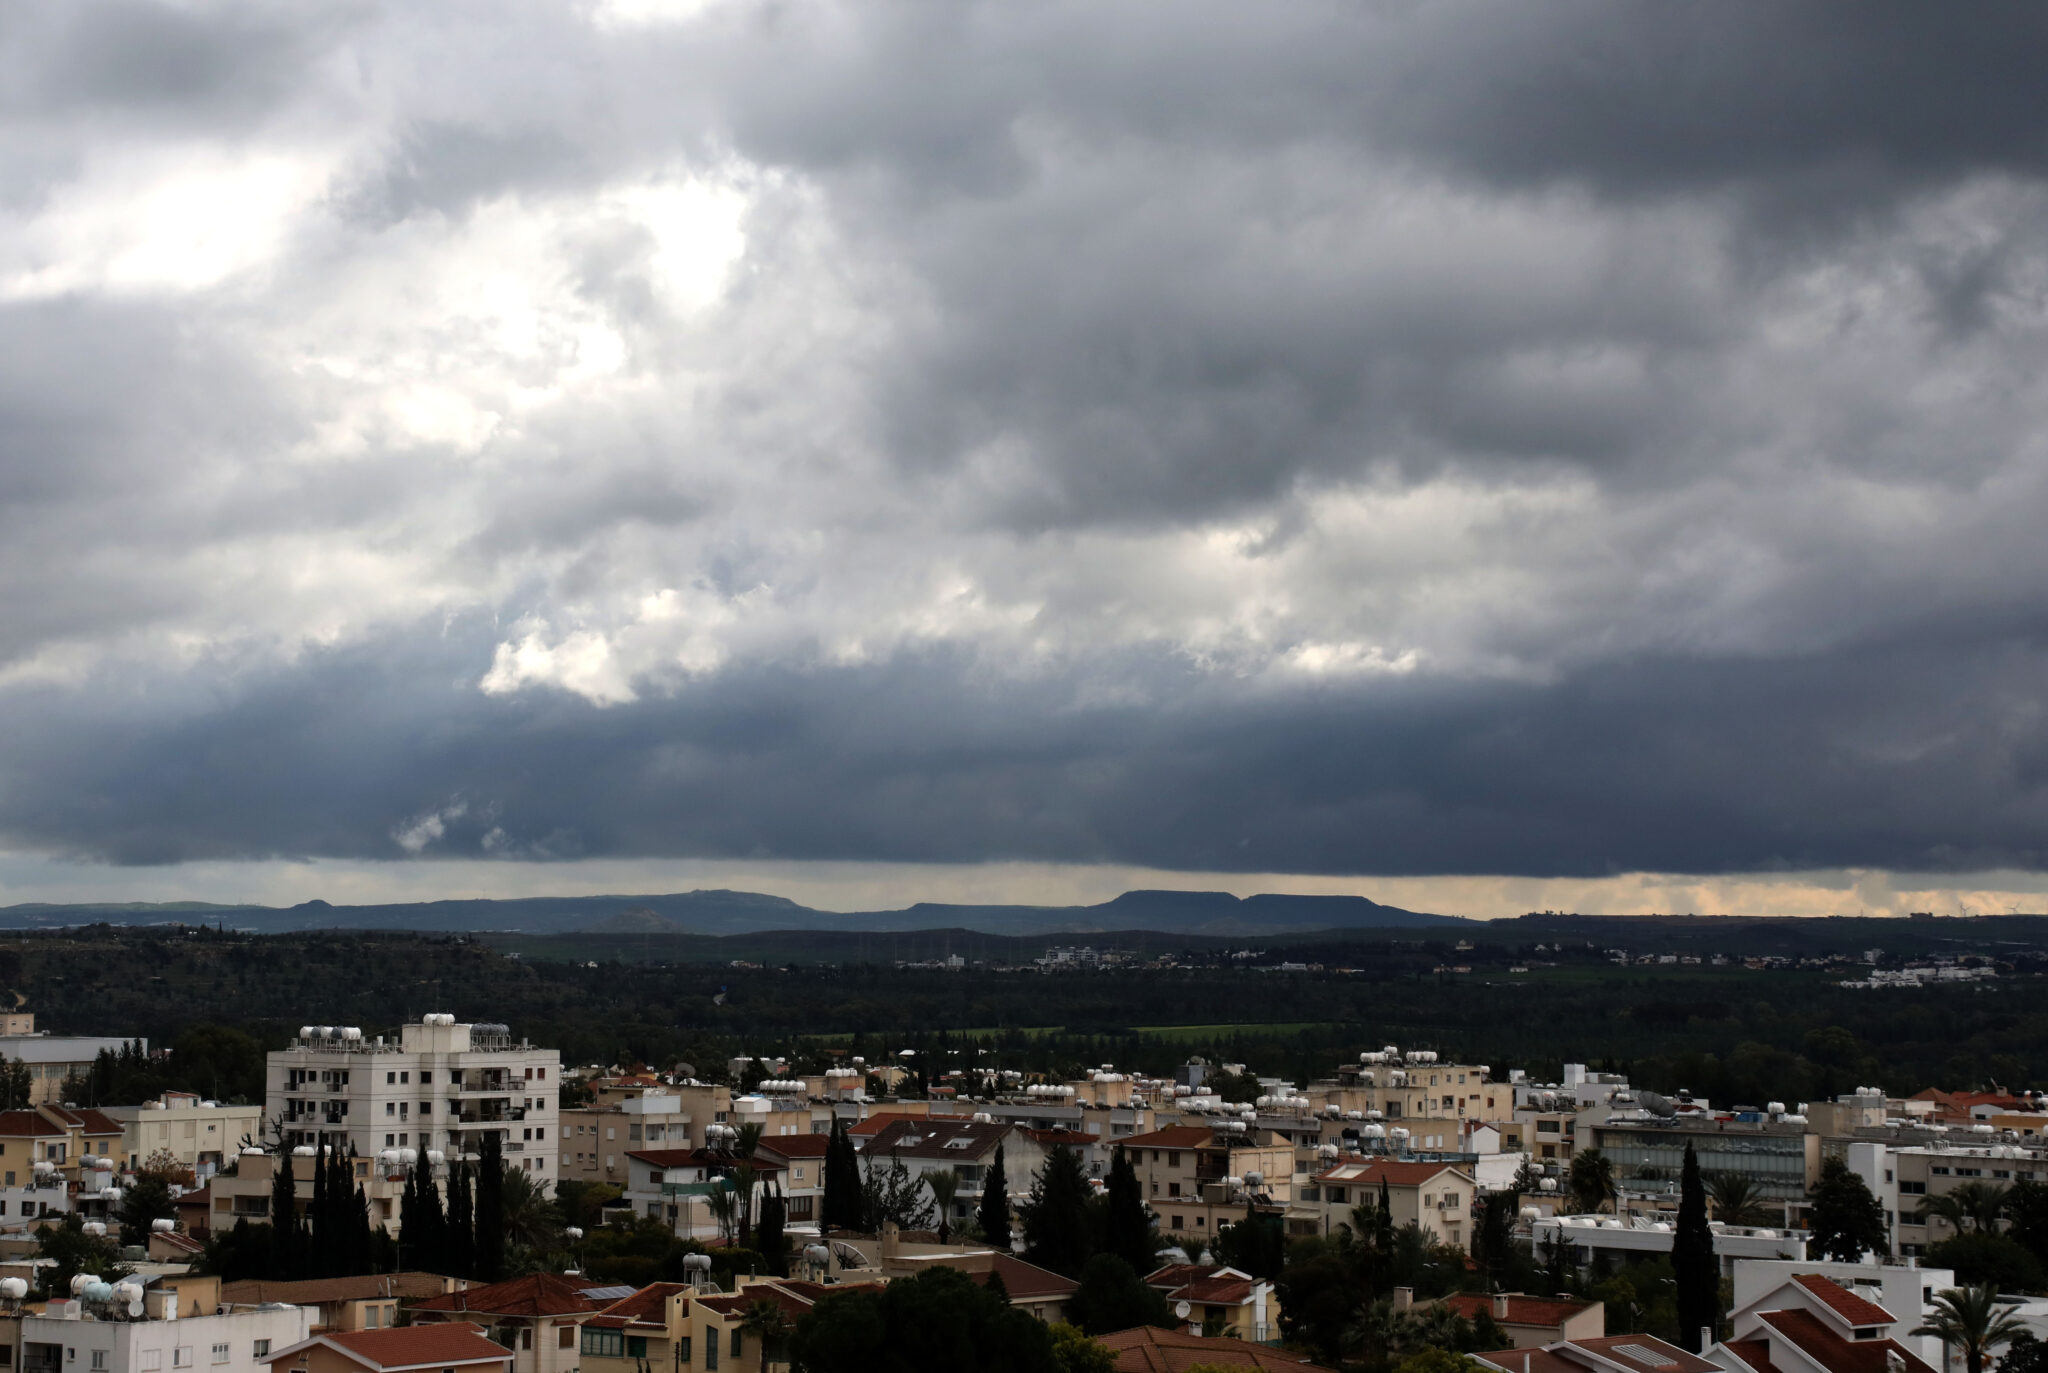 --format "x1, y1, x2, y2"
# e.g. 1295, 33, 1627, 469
0, 886, 1461, 938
